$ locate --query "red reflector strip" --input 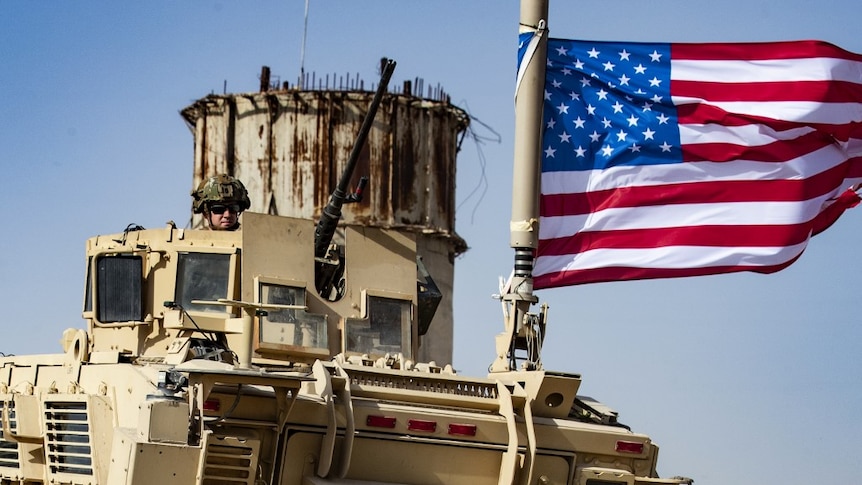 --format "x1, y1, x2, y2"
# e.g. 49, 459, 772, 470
203, 399, 220, 412
448, 423, 477, 437
366, 415, 397, 428
407, 419, 437, 432
615, 440, 645, 454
